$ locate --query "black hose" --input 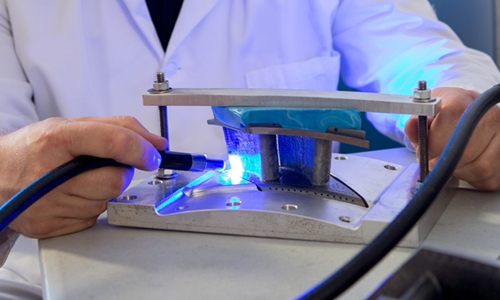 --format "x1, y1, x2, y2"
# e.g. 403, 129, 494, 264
0, 156, 123, 231
1, 85, 499, 299
298, 83, 500, 299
